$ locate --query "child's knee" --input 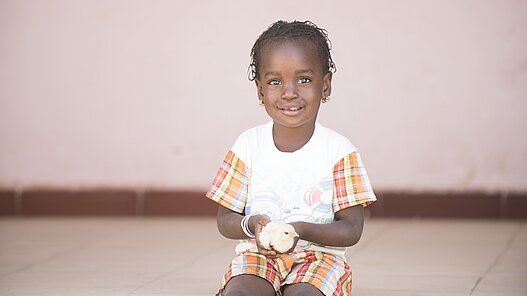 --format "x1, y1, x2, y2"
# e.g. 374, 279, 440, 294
282, 283, 324, 296
223, 274, 275, 296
